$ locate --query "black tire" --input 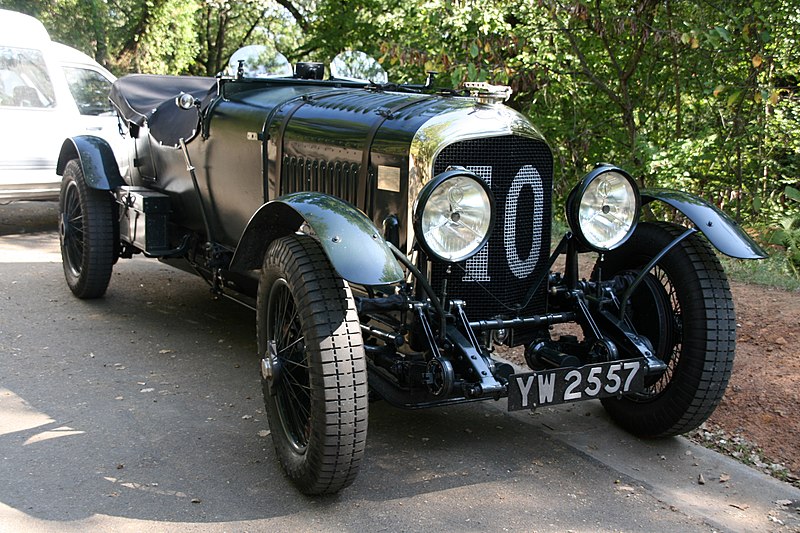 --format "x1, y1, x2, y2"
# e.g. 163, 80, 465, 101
595, 222, 735, 437
257, 235, 367, 494
58, 159, 116, 299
